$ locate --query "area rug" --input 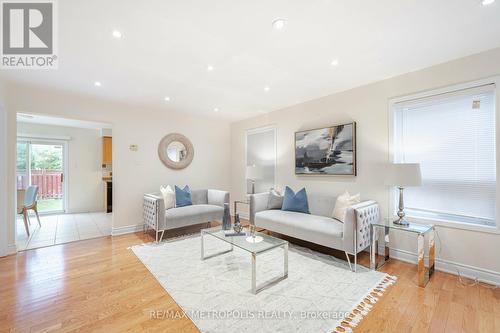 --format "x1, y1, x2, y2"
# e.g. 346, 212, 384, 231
131, 235, 396, 333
